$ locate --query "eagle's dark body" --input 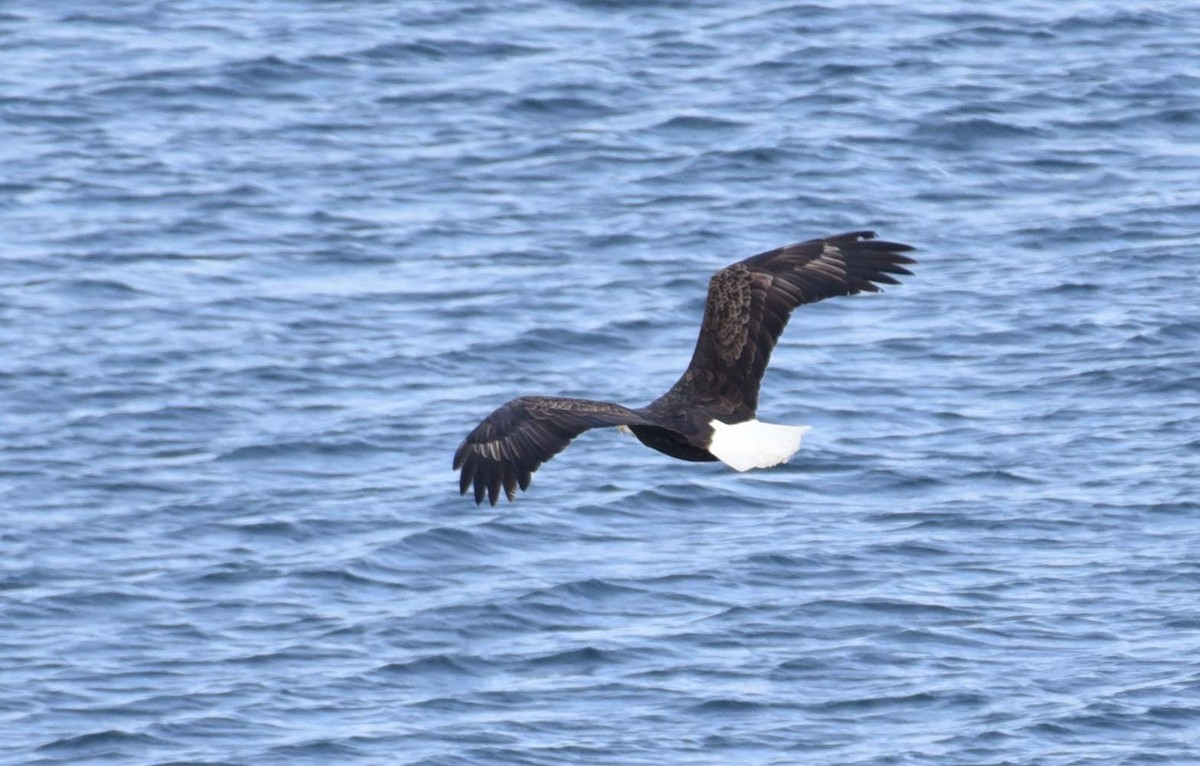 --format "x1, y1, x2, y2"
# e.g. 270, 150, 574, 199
454, 231, 916, 505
